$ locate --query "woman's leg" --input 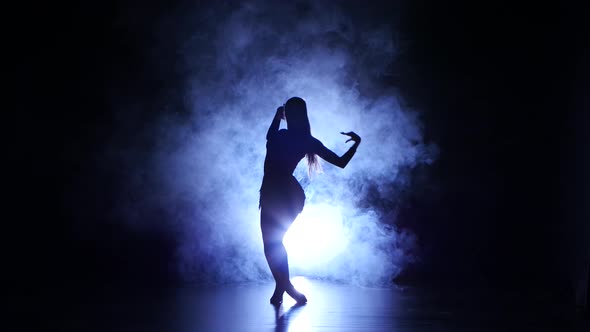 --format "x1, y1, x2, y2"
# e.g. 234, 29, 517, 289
261, 208, 289, 303
261, 208, 307, 304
